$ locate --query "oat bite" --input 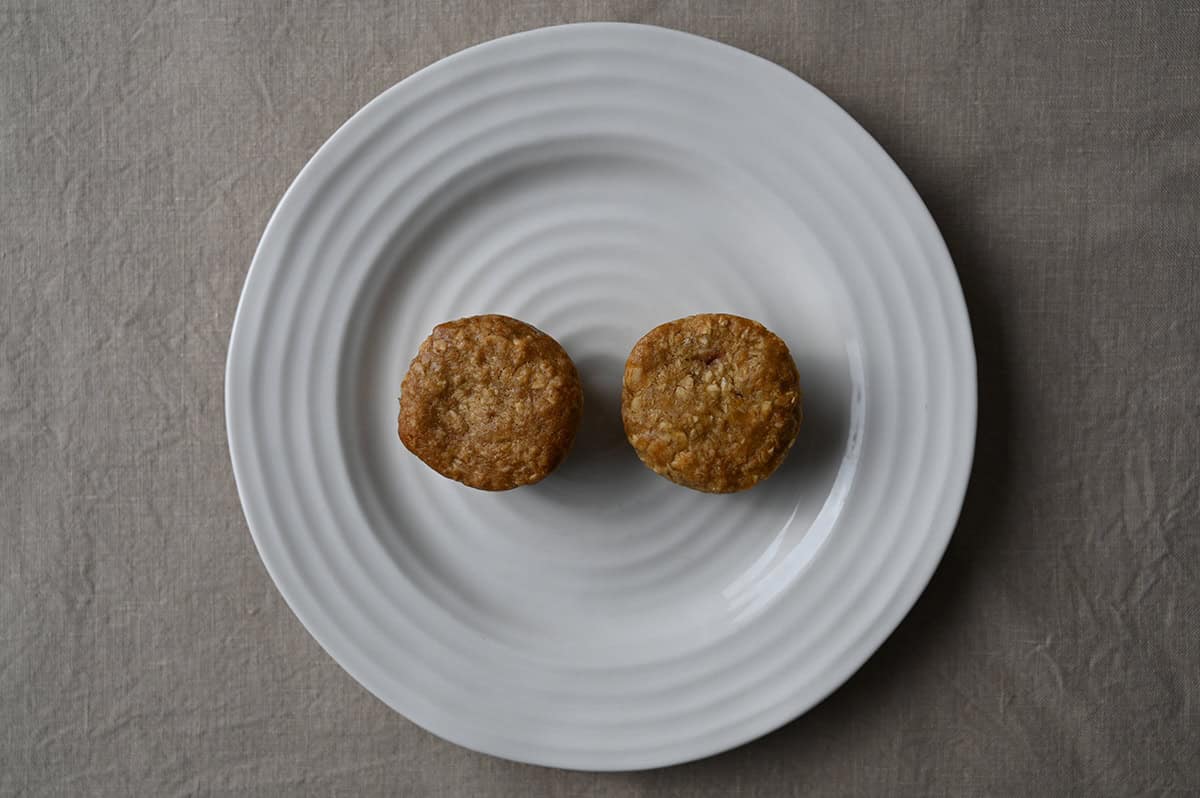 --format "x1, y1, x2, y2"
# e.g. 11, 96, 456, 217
398, 315, 583, 491
621, 314, 802, 493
